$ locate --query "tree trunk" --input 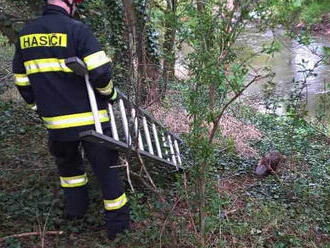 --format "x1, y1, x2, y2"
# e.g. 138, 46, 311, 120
162, 0, 177, 97
121, 0, 139, 101
199, 162, 207, 247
